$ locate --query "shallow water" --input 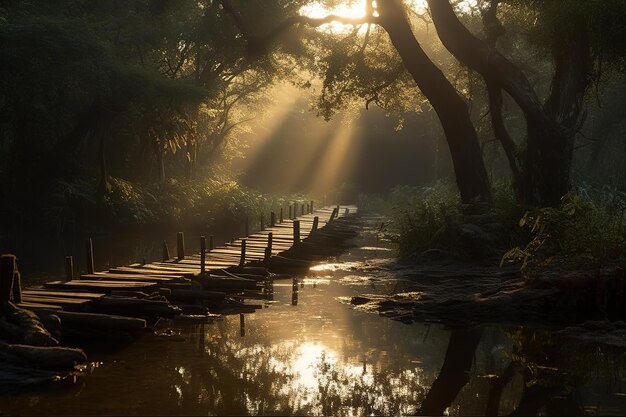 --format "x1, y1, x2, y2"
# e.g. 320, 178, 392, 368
1, 217, 626, 416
